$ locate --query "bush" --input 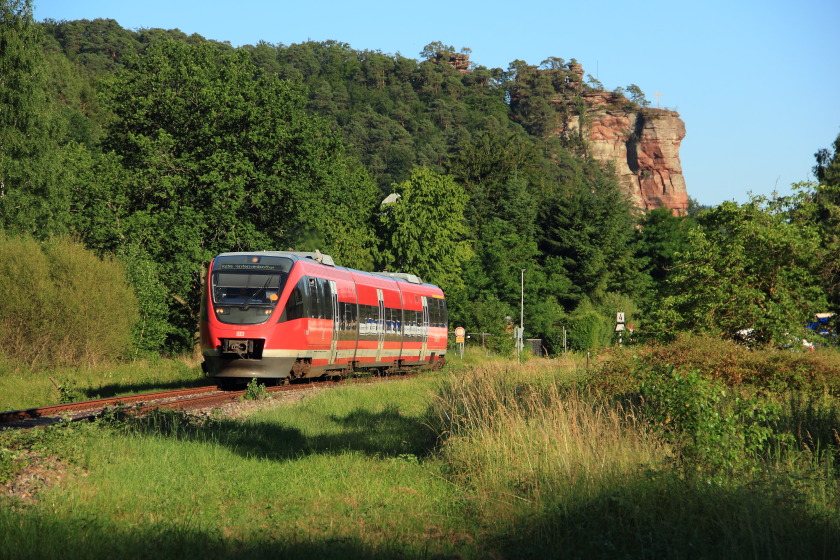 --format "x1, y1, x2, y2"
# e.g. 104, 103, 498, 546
118, 243, 171, 356
0, 232, 139, 367
566, 302, 614, 351
638, 366, 785, 477
591, 335, 840, 476
594, 333, 840, 393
